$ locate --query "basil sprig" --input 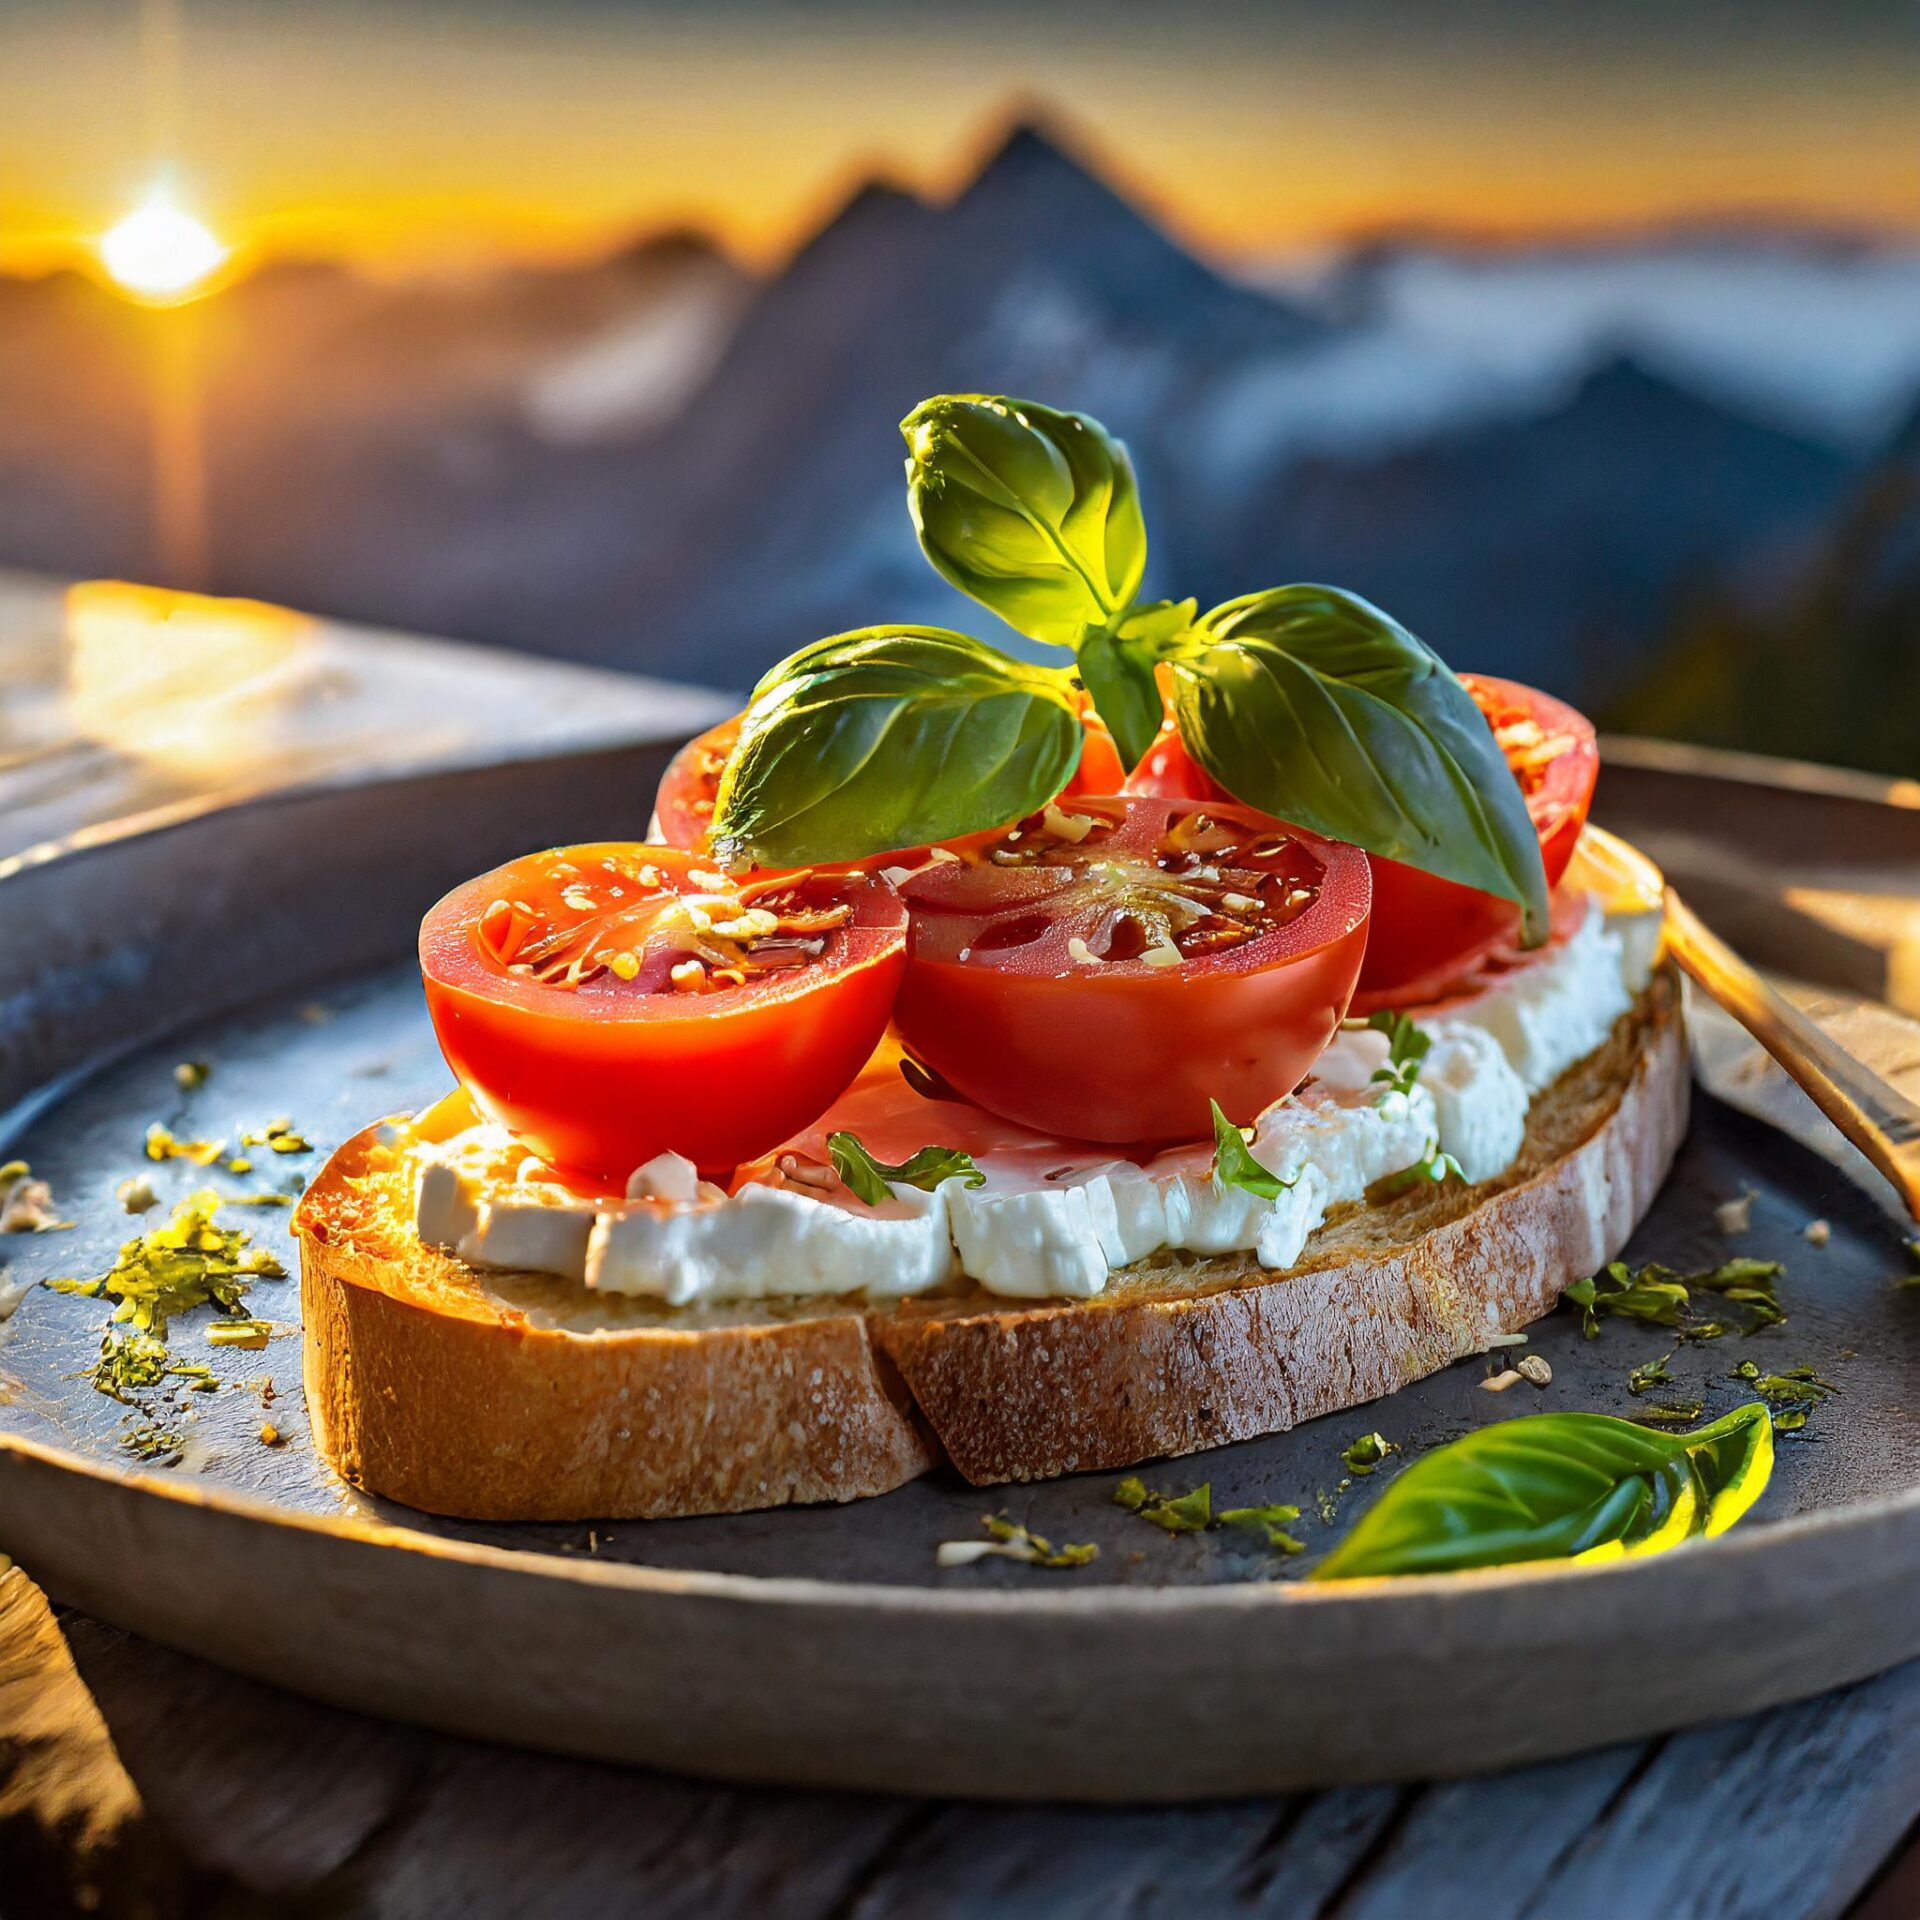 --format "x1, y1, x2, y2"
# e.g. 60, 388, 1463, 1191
1313, 1403, 1774, 1580
827, 1131, 985, 1206
711, 628, 1083, 870
712, 392, 1555, 943
1168, 587, 1549, 944
901, 395, 1146, 647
